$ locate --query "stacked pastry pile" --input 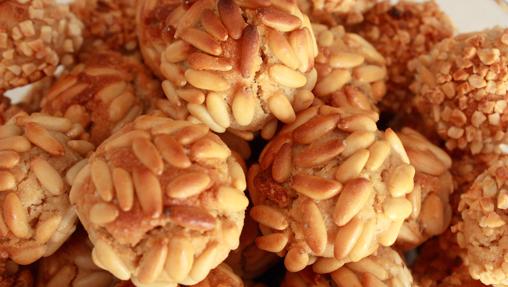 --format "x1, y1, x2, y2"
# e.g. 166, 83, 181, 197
0, 0, 507, 286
